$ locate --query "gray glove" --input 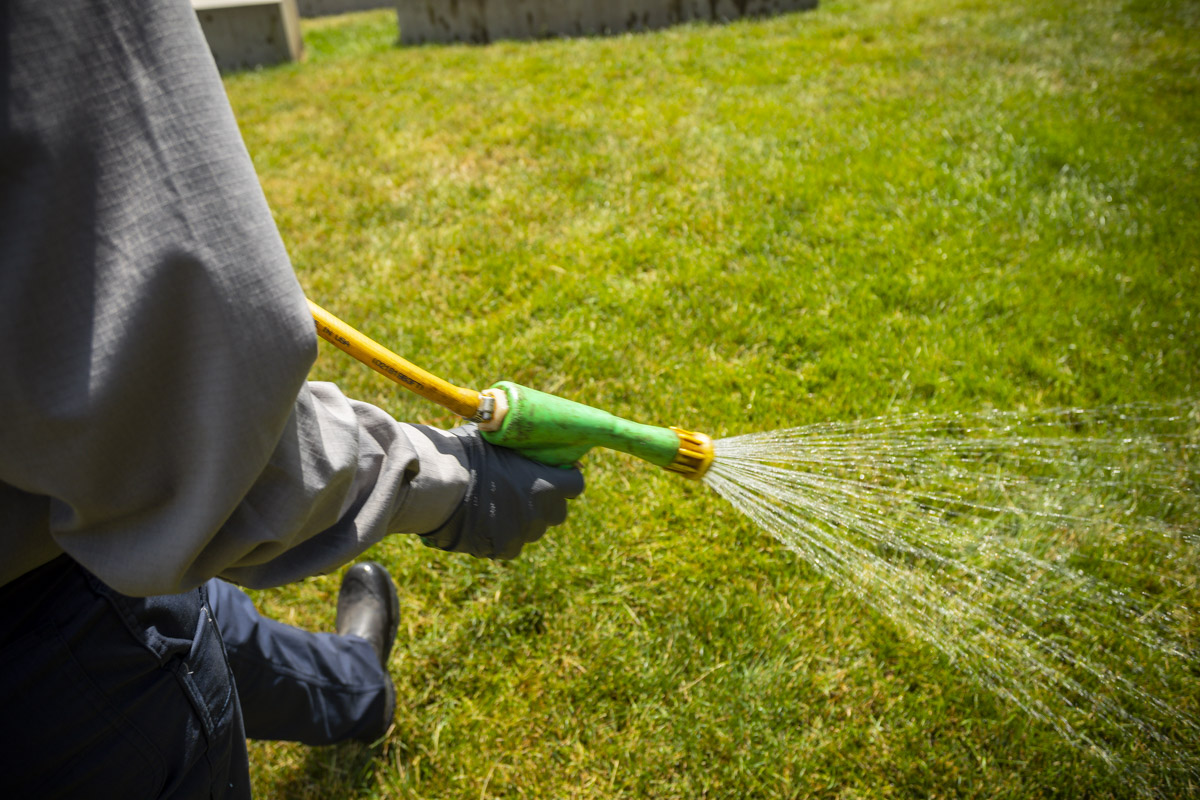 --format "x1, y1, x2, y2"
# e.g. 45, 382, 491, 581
421, 425, 585, 560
